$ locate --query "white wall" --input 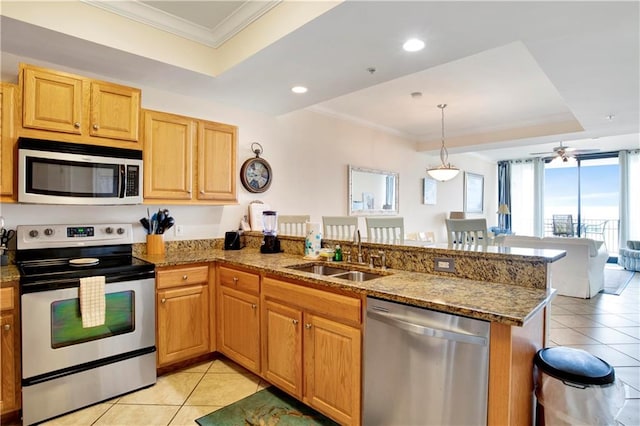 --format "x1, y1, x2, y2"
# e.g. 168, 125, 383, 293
0, 53, 498, 244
